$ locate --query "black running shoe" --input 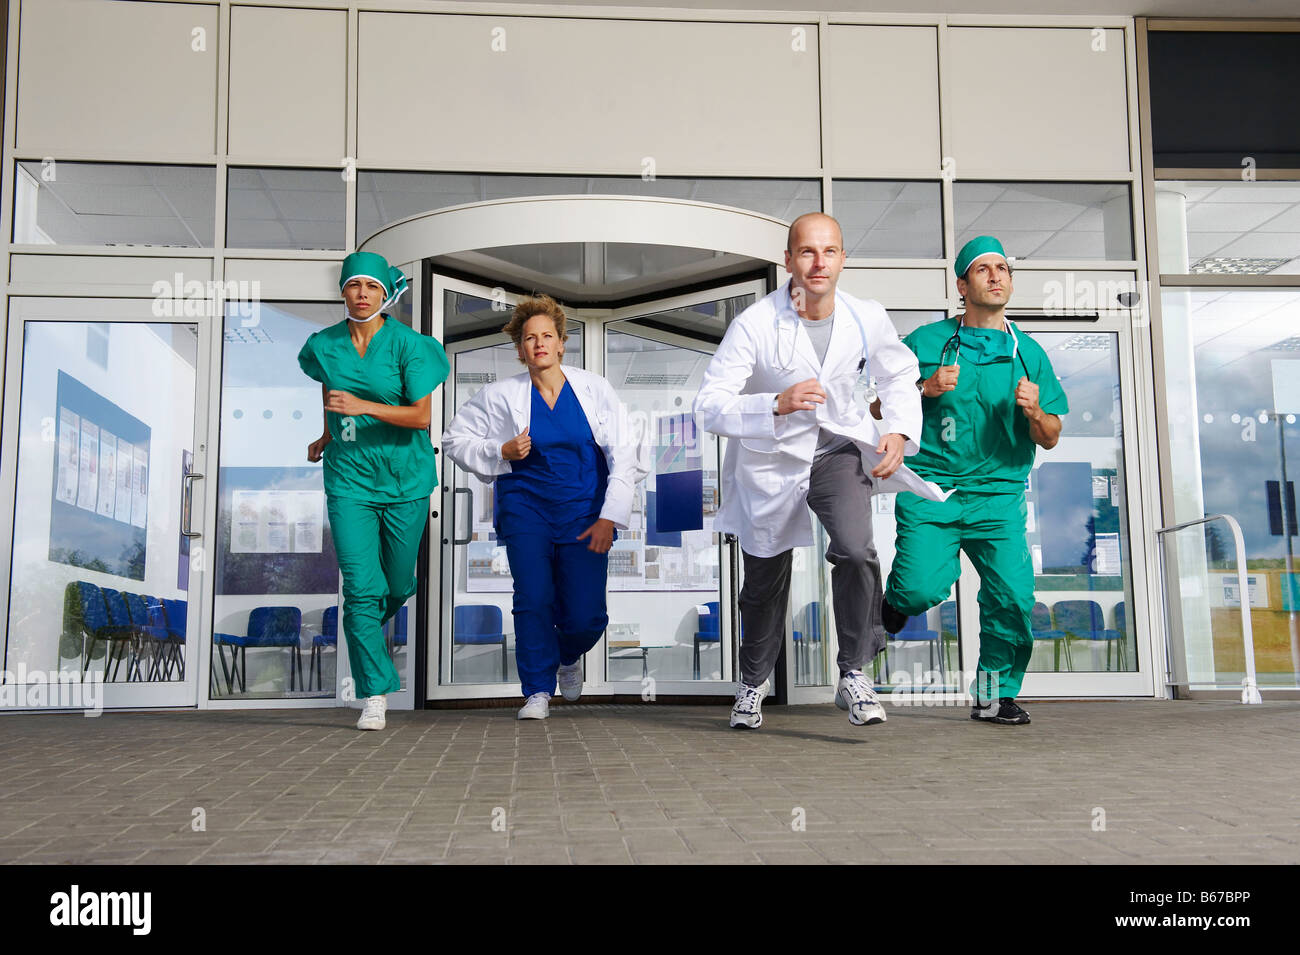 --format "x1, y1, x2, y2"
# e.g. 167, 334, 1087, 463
880, 596, 907, 635
970, 698, 1031, 724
